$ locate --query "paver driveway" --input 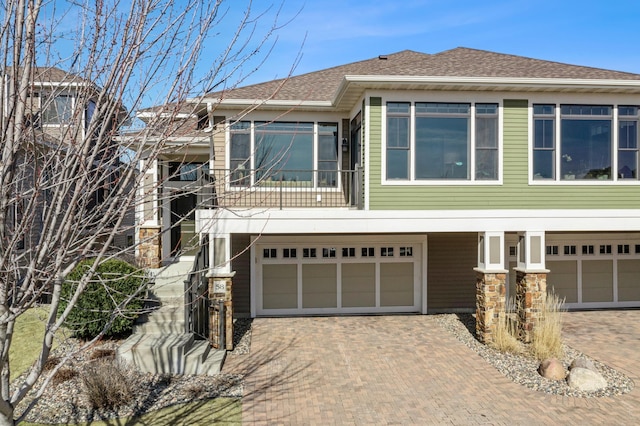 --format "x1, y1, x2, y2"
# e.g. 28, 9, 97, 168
224, 311, 640, 425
